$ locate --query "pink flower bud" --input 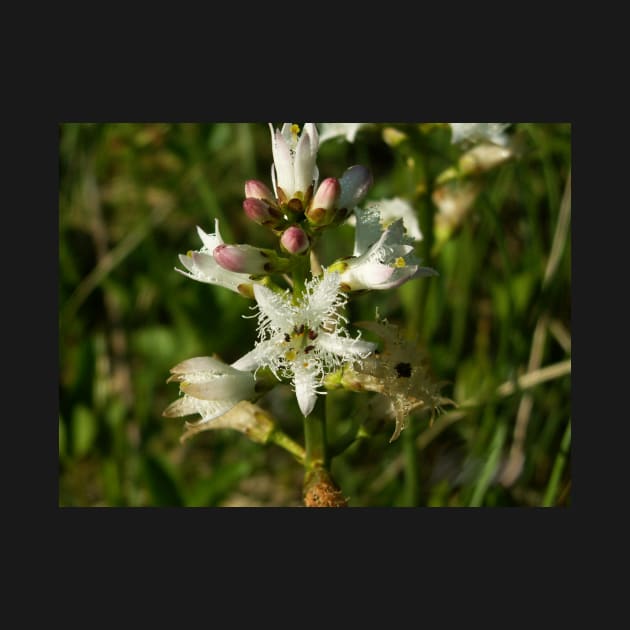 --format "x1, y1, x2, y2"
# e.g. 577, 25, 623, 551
213, 244, 268, 274
312, 177, 340, 210
306, 177, 341, 226
337, 165, 373, 210
280, 225, 310, 255
244, 179, 275, 203
243, 198, 280, 225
